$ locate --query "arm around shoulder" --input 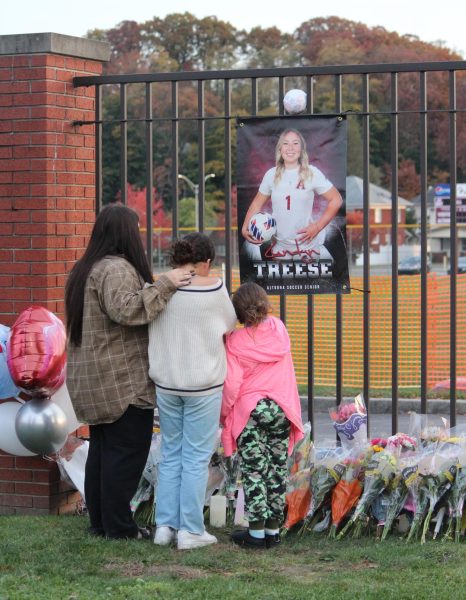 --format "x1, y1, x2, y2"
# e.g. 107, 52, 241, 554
100, 262, 177, 326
